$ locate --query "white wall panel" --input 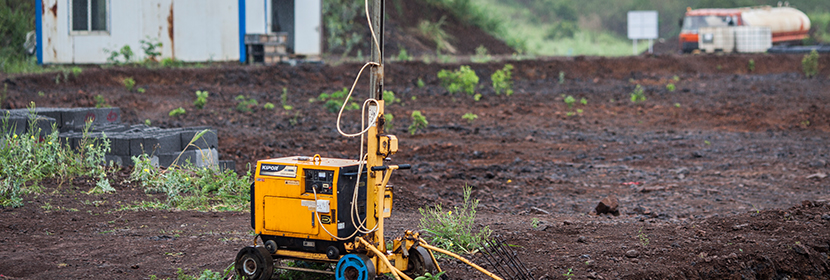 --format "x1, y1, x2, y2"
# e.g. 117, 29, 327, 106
246, 0, 267, 34
294, 0, 320, 55
41, 0, 74, 63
